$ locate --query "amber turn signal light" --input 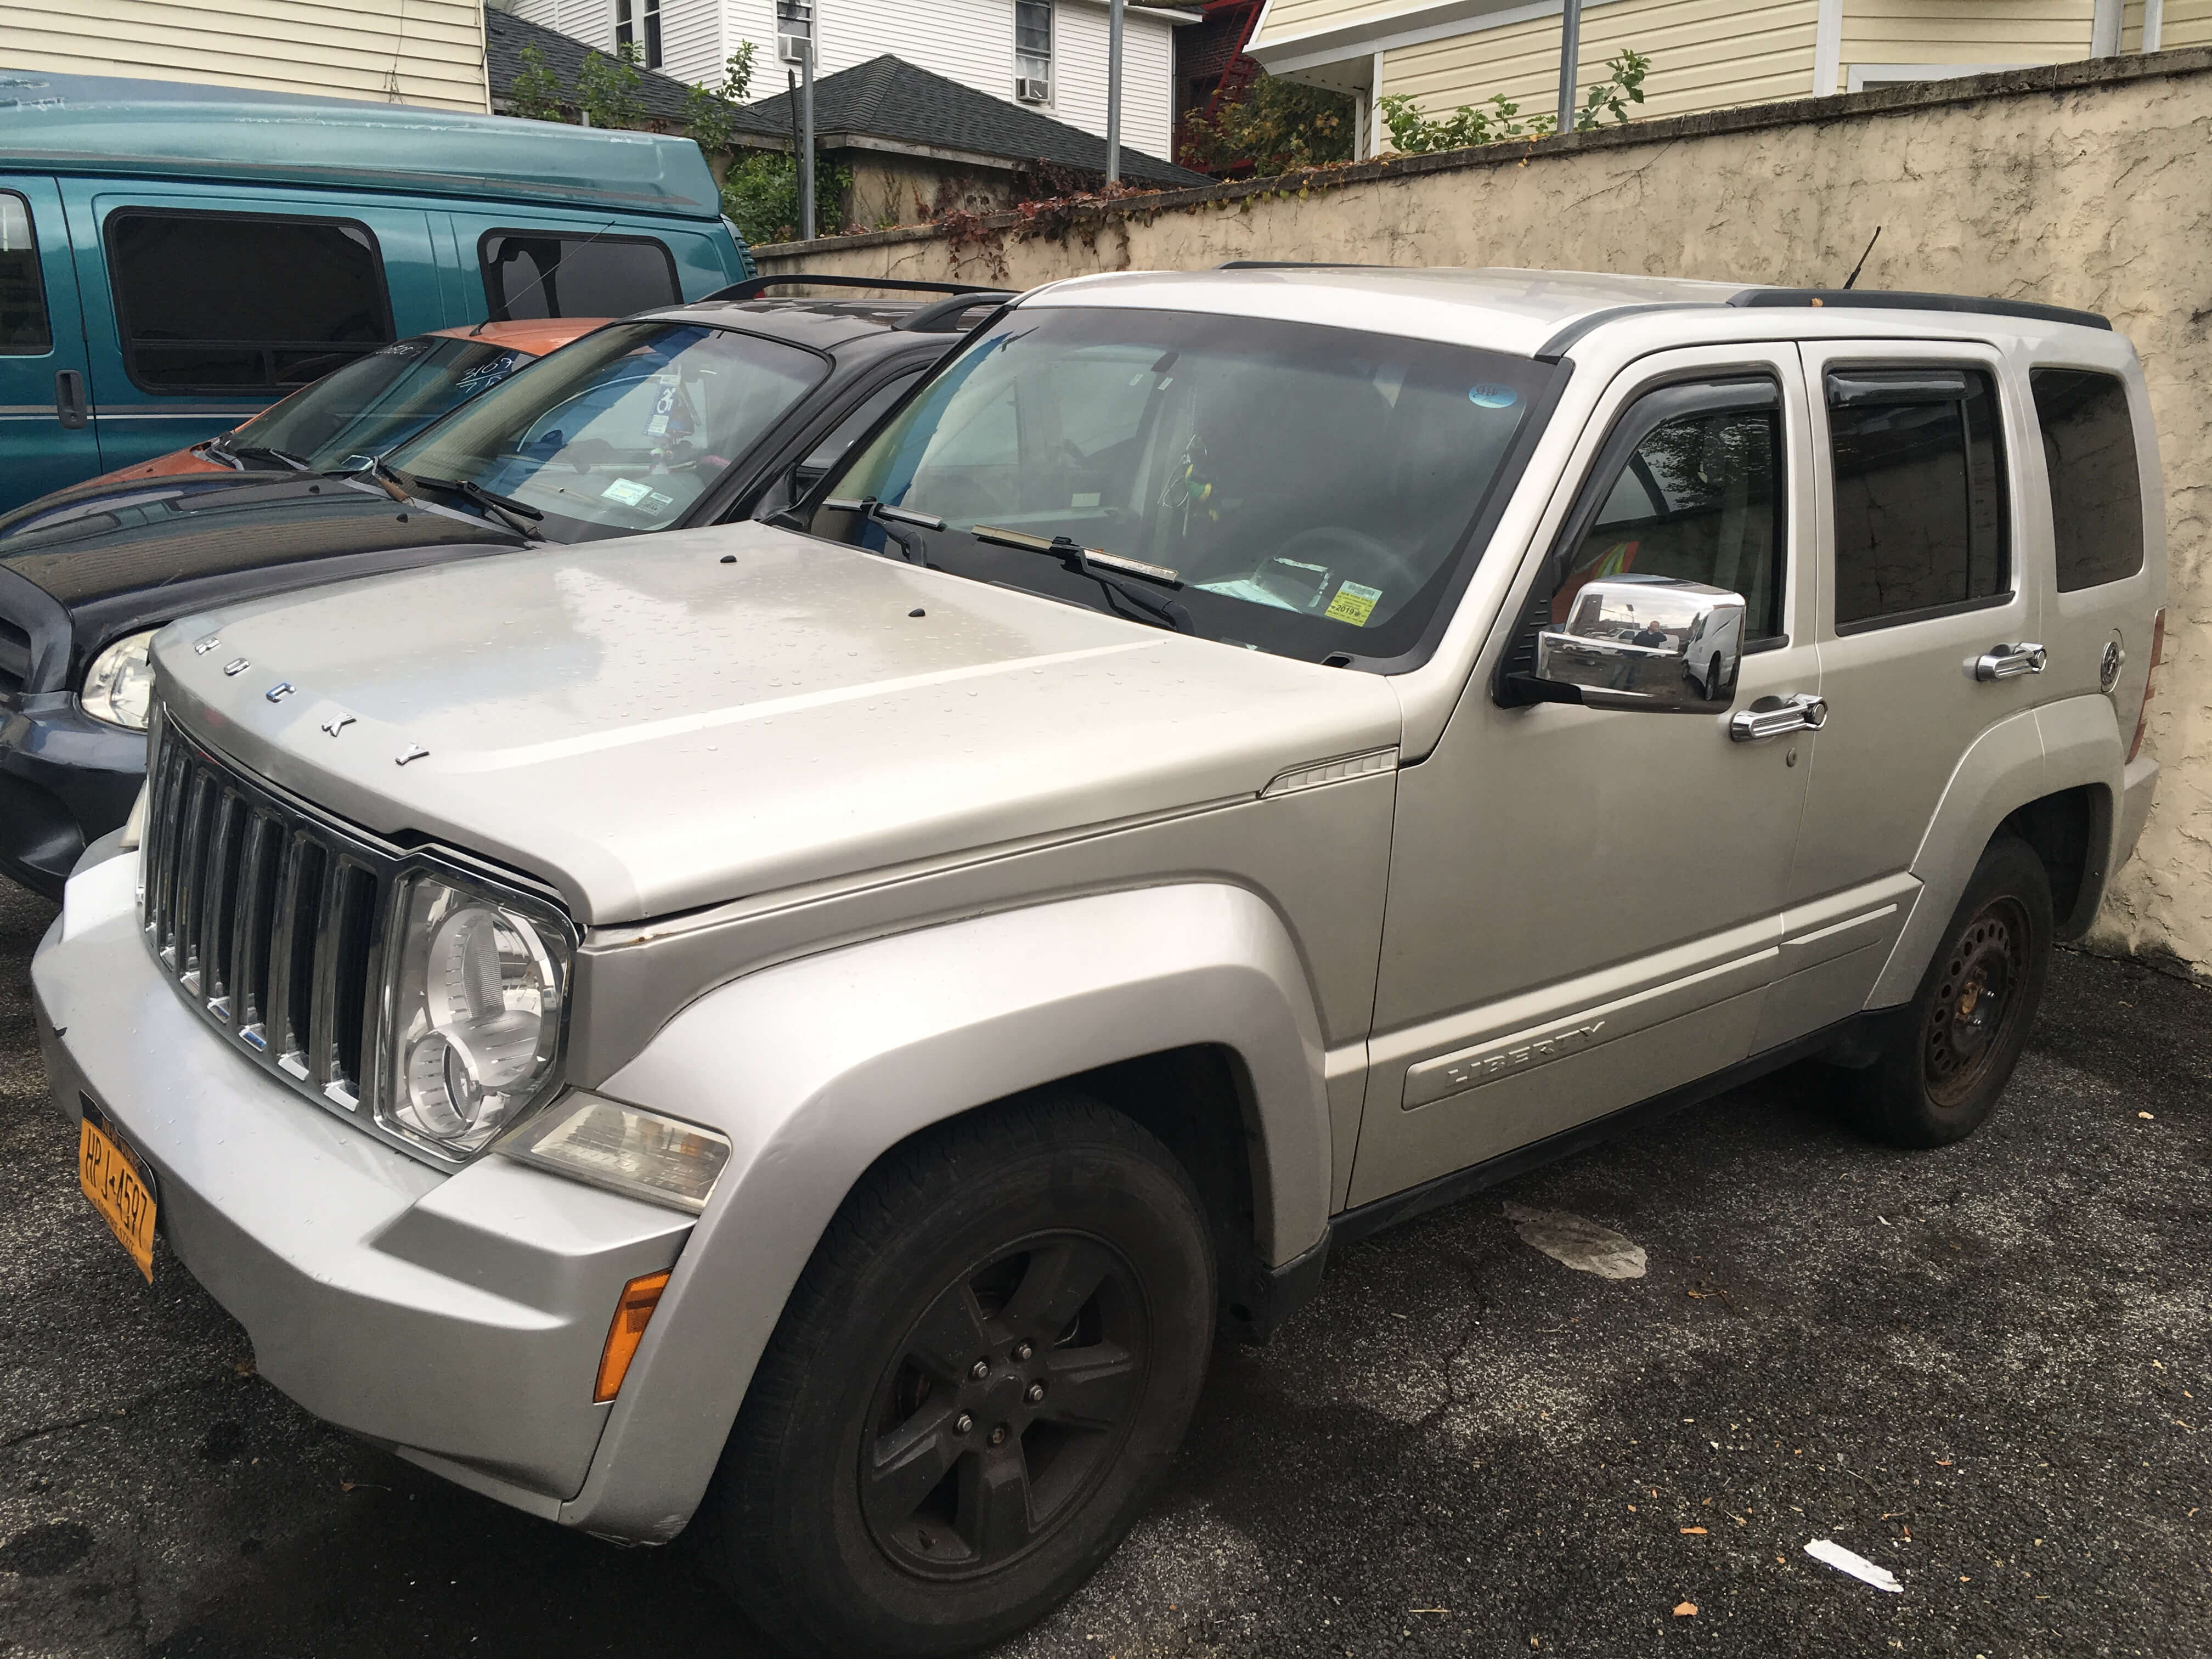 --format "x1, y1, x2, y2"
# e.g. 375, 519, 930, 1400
594, 1269, 672, 1403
